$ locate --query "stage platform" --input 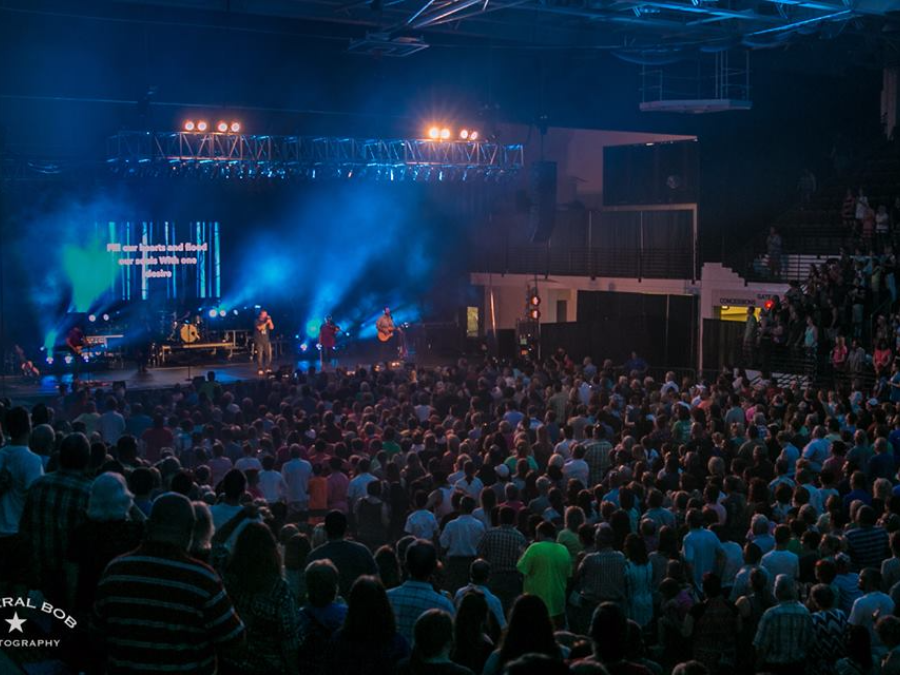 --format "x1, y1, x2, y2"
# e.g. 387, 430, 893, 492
0, 361, 267, 406
0, 351, 456, 406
